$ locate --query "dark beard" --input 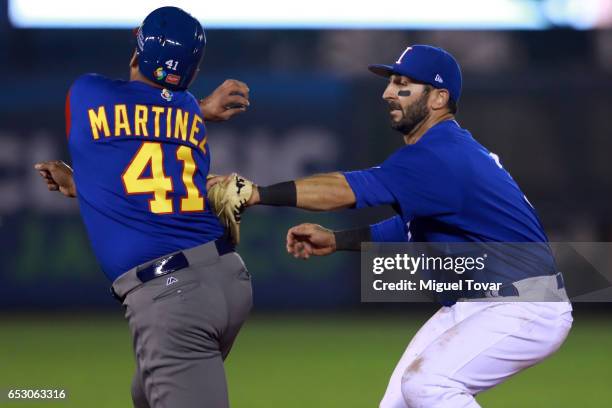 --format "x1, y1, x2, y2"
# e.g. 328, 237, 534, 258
390, 92, 430, 135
